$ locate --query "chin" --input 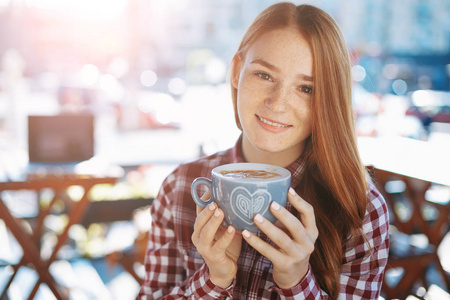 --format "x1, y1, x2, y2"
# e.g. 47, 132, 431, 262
253, 139, 291, 154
